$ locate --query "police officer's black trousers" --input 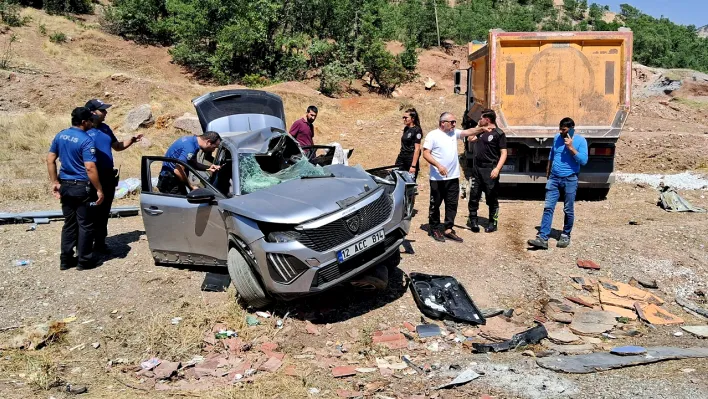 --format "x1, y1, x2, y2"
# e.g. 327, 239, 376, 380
468, 165, 500, 221
60, 181, 95, 268
157, 173, 188, 195
94, 170, 117, 249
429, 178, 459, 232
396, 156, 420, 181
